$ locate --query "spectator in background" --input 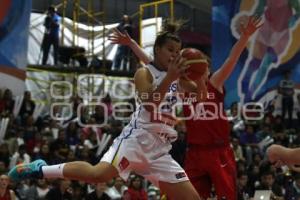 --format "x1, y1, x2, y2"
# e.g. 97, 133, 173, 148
124, 175, 147, 200
0, 143, 10, 170
0, 162, 7, 175
273, 115, 285, 133
49, 129, 69, 163
86, 182, 111, 200
105, 176, 127, 199
19, 91, 35, 124
65, 122, 80, 148
23, 116, 38, 154
45, 179, 72, 200
232, 137, 245, 162
71, 181, 87, 200
239, 125, 259, 165
24, 179, 50, 200
147, 184, 160, 200
264, 103, 276, 125
237, 171, 252, 200
256, 170, 284, 200
9, 144, 31, 170
111, 15, 133, 71
0, 174, 16, 200
6, 128, 25, 157
0, 89, 14, 117
256, 123, 272, 142
285, 173, 300, 200
41, 6, 60, 65
34, 144, 51, 164
278, 70, 295, 128
102, 94, 113, 118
